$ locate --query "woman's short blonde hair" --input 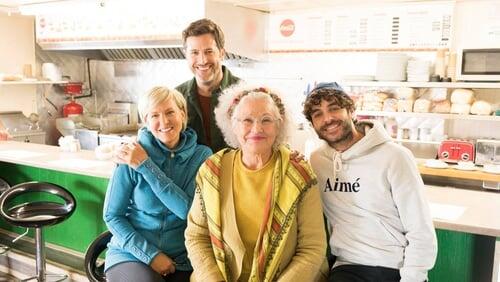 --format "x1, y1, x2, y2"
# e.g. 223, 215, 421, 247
138, 86, 188, 130
214, 82, 291, 149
